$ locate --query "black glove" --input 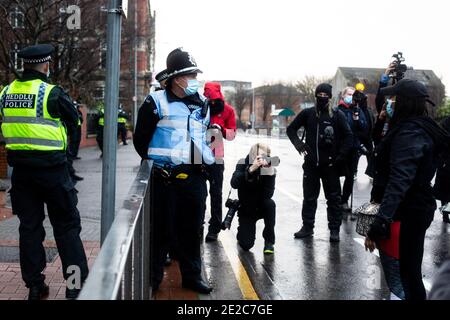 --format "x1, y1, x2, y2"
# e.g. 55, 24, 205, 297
367, 215, 391, 241
295, 141, 310, 156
